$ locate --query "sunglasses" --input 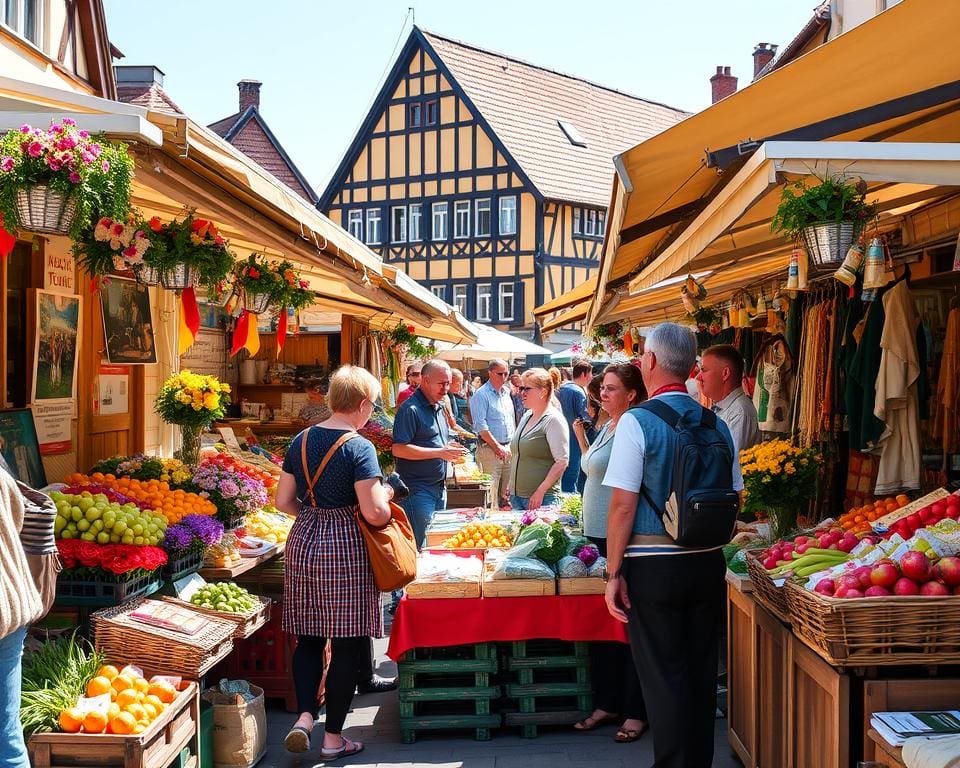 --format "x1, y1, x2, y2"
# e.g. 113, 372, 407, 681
518, 386, 539, 393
